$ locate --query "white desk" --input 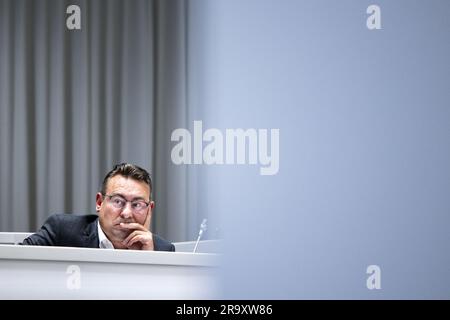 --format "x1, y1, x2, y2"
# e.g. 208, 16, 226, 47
0, 232, 221, 253
0, 232, 32, 245
0, 244, 219, 299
